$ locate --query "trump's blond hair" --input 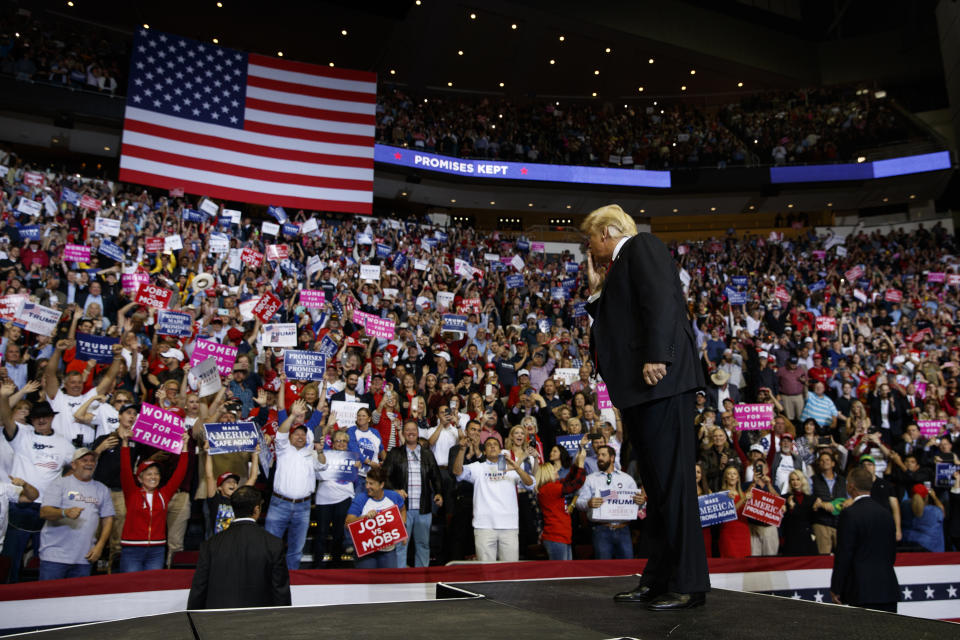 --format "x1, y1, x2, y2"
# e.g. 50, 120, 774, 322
580, 204, 638, 239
